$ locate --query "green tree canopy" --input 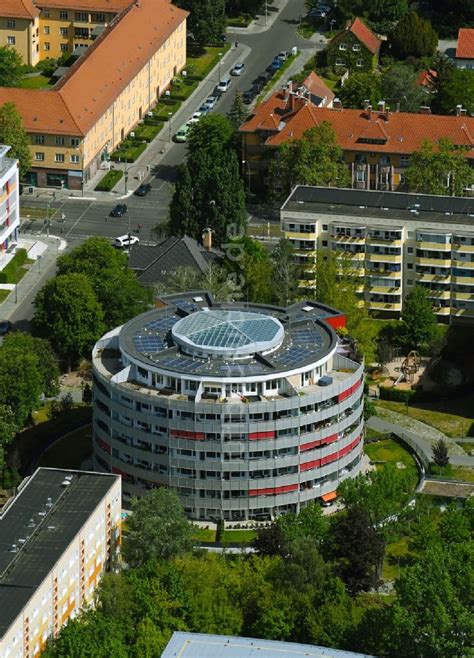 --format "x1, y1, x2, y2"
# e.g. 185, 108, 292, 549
432, 438, 450, 468
405, 138, 474, 196
401, 286, 437, 349
338, 72, 382, 109
124, 488, 194, 568
389, 11, 438, 59
169, 115, 247, 246
433, 68, 474, 116
227, 90, 248, 130
57, 237, 149, 329
0, 102, 32, 179
381, 64, 427, 113
0, 46, 23, 87
32, 273, 105, 369
271, 122, 350, 195
0, 405, 19, 481
271, 238, 303, 306
176, 0, 226, 51
2, 332, 59, 398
